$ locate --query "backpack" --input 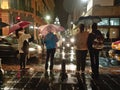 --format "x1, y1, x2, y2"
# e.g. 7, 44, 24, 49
21, 40, 29, 54
92, 33, 104, 50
